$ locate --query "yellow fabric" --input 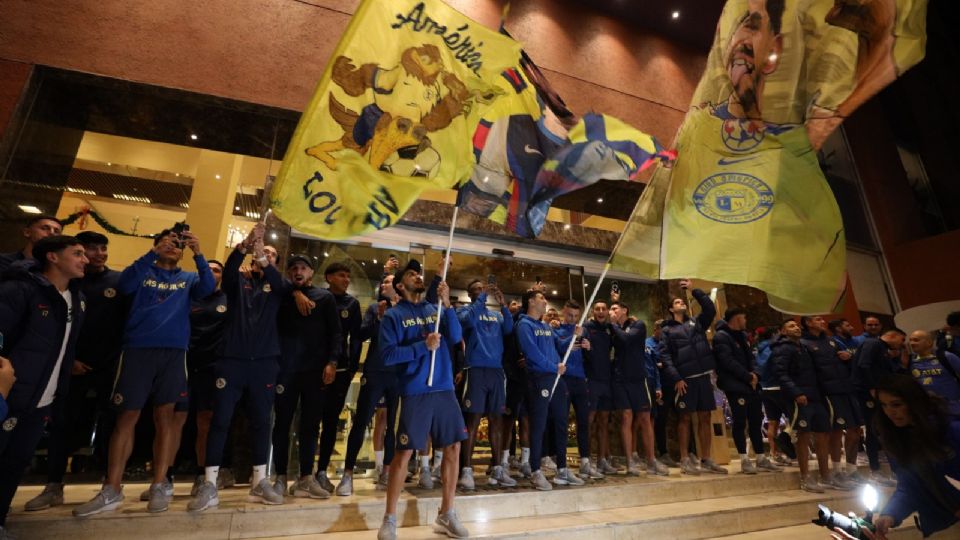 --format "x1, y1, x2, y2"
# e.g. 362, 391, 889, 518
271, 0, 522, 239
611, 0, 927, 314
